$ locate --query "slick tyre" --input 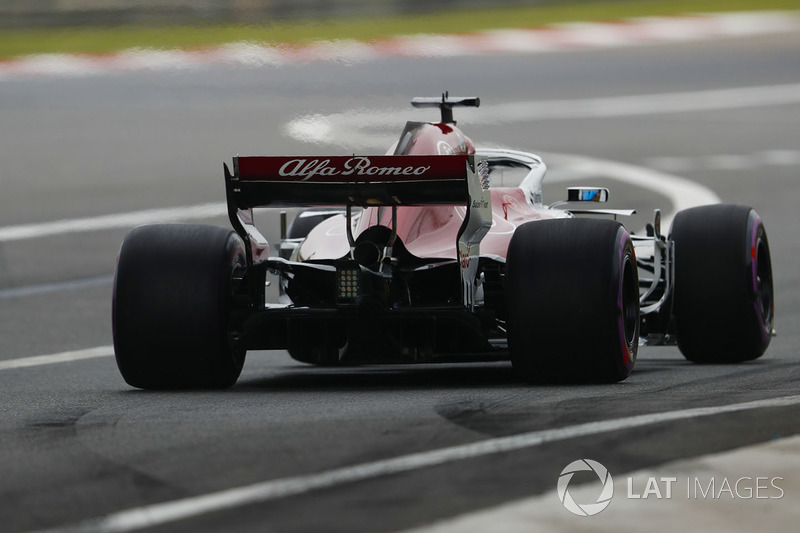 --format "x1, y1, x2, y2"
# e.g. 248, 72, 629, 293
507, 218, 639, 383
670, 204, 774, 362
112, 224, 246, 389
